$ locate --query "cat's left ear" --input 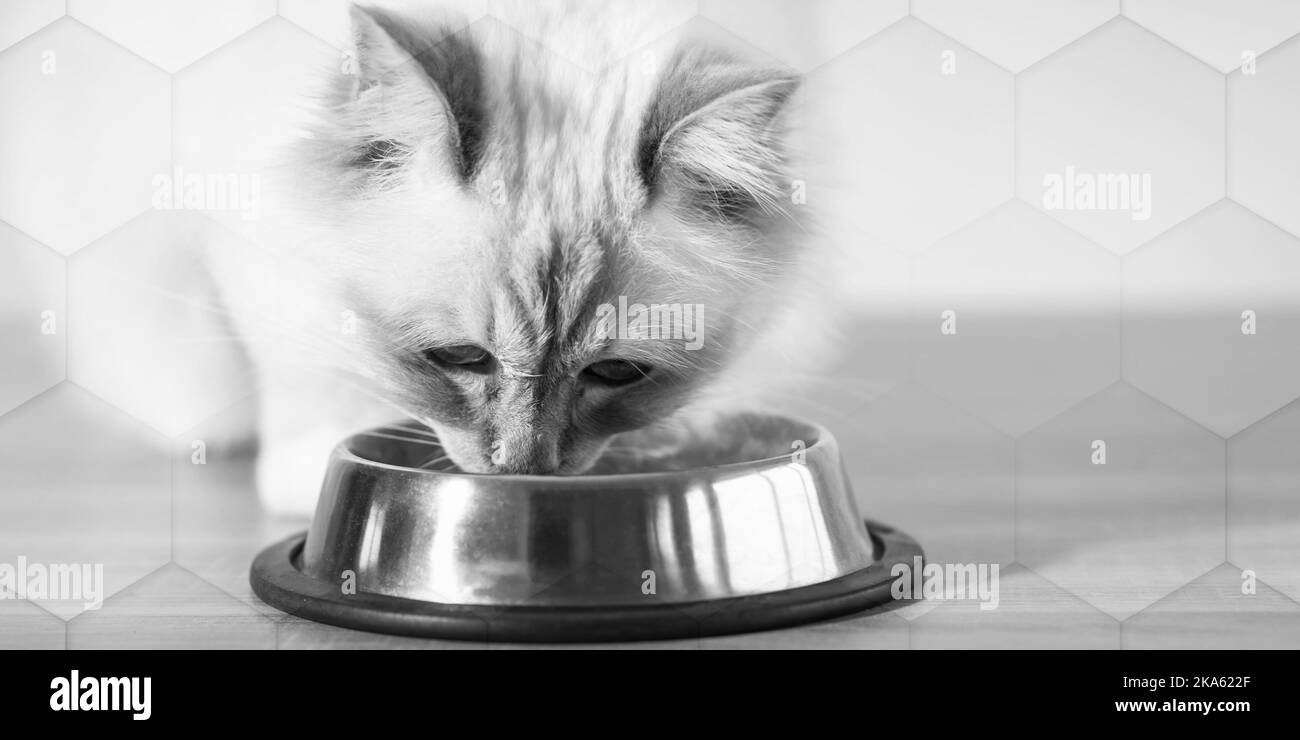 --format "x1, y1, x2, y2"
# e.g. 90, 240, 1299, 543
345, 4, 485, 181
638, 49, 800, 220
